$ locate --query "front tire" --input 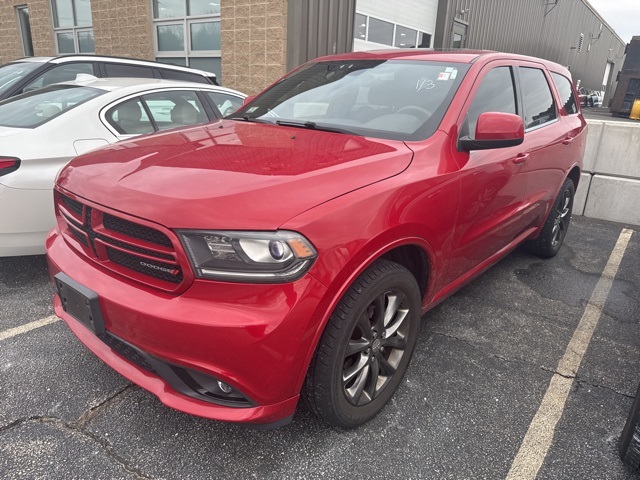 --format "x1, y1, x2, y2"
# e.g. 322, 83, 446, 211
526, 178, 574, 258
302, 259, 421, 428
